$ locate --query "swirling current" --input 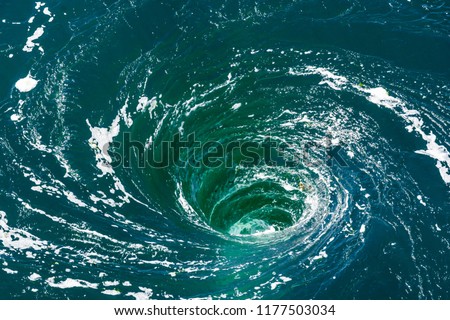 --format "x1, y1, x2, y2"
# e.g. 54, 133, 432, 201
0, 0, 449, 299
